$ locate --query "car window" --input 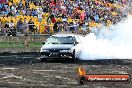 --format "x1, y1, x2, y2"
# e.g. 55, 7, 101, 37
46, 36, 76, 44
